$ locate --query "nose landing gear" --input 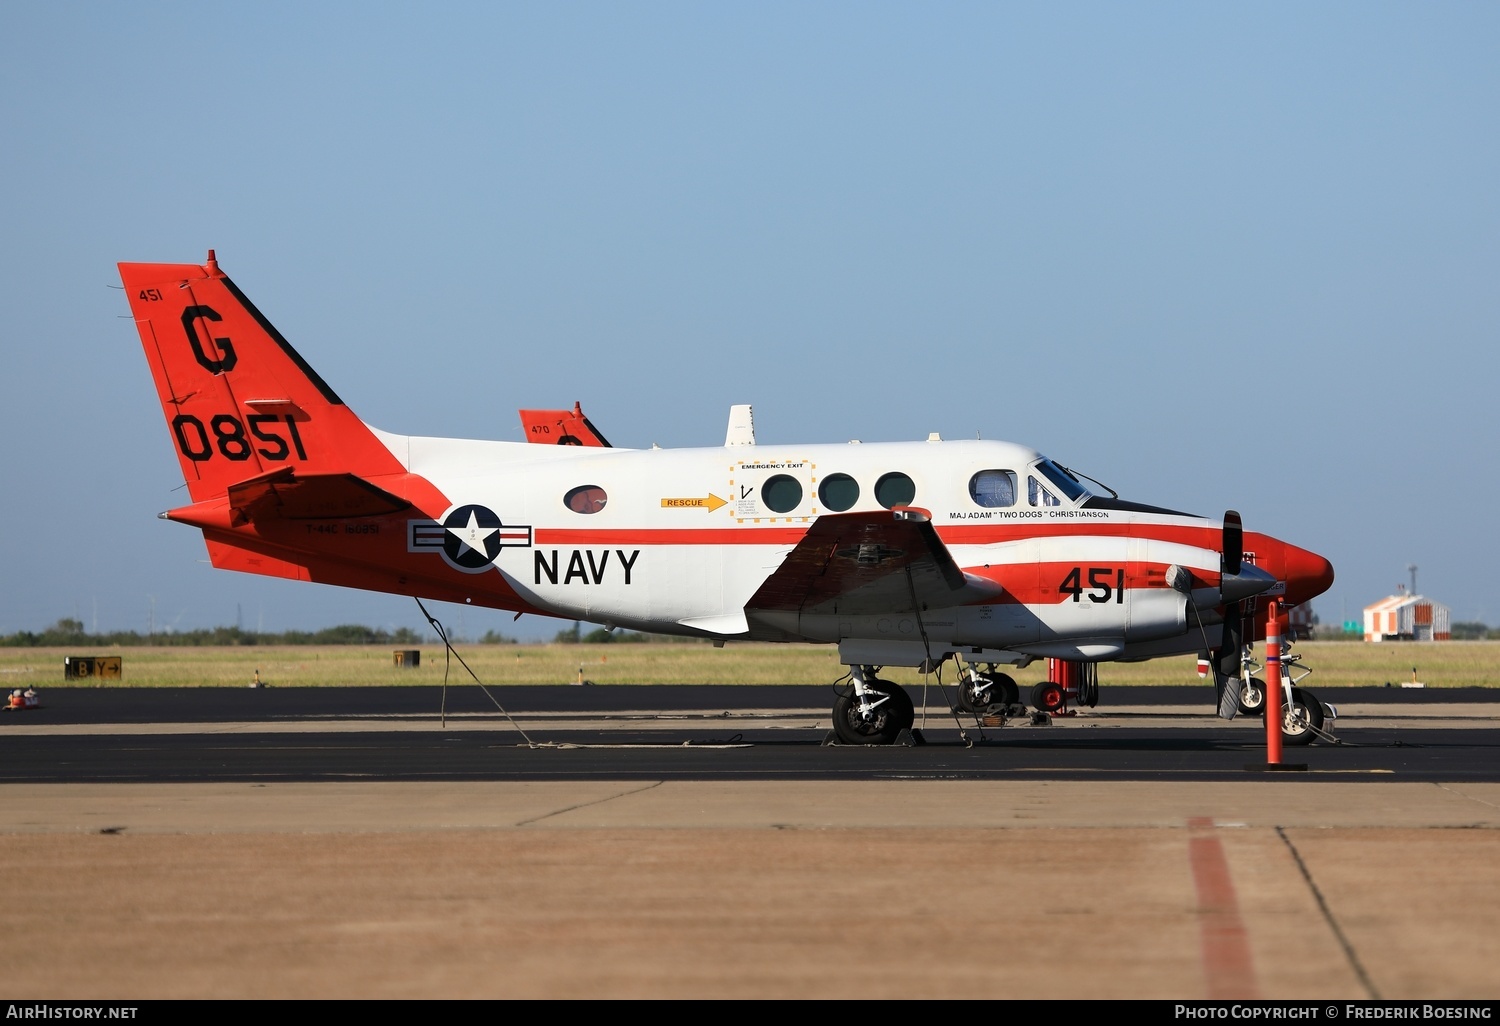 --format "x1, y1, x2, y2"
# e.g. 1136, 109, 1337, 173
1239, 640, 1333, 745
